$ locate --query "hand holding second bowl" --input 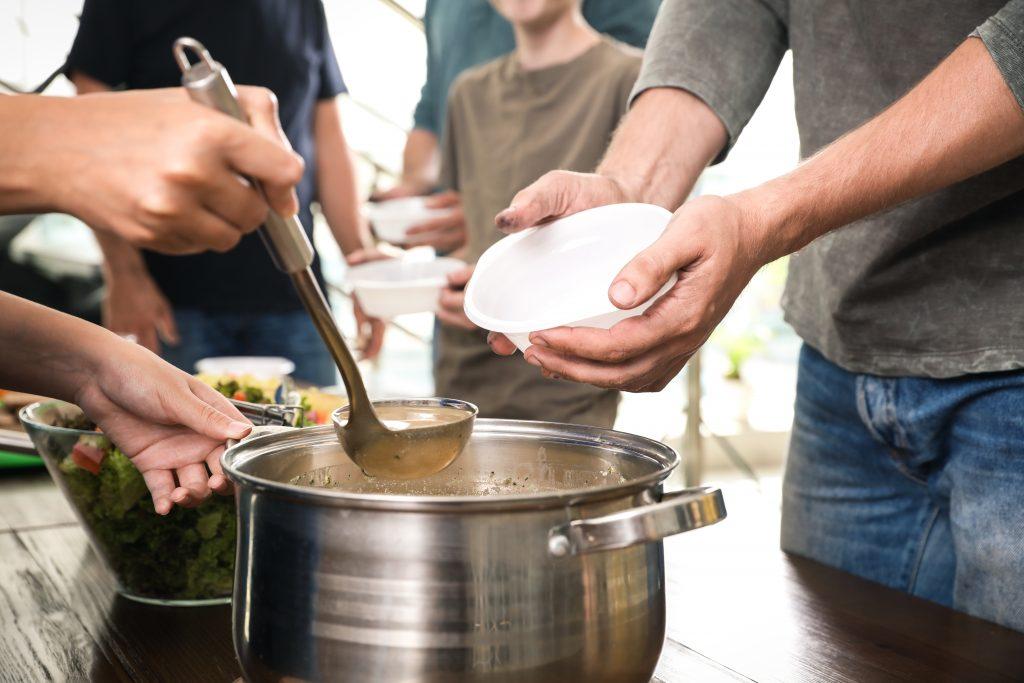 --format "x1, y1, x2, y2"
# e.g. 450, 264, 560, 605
345, 248, 391, 360
437, 264, 478, 331
489, 192, 765, 393
403, 191, 467, 252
